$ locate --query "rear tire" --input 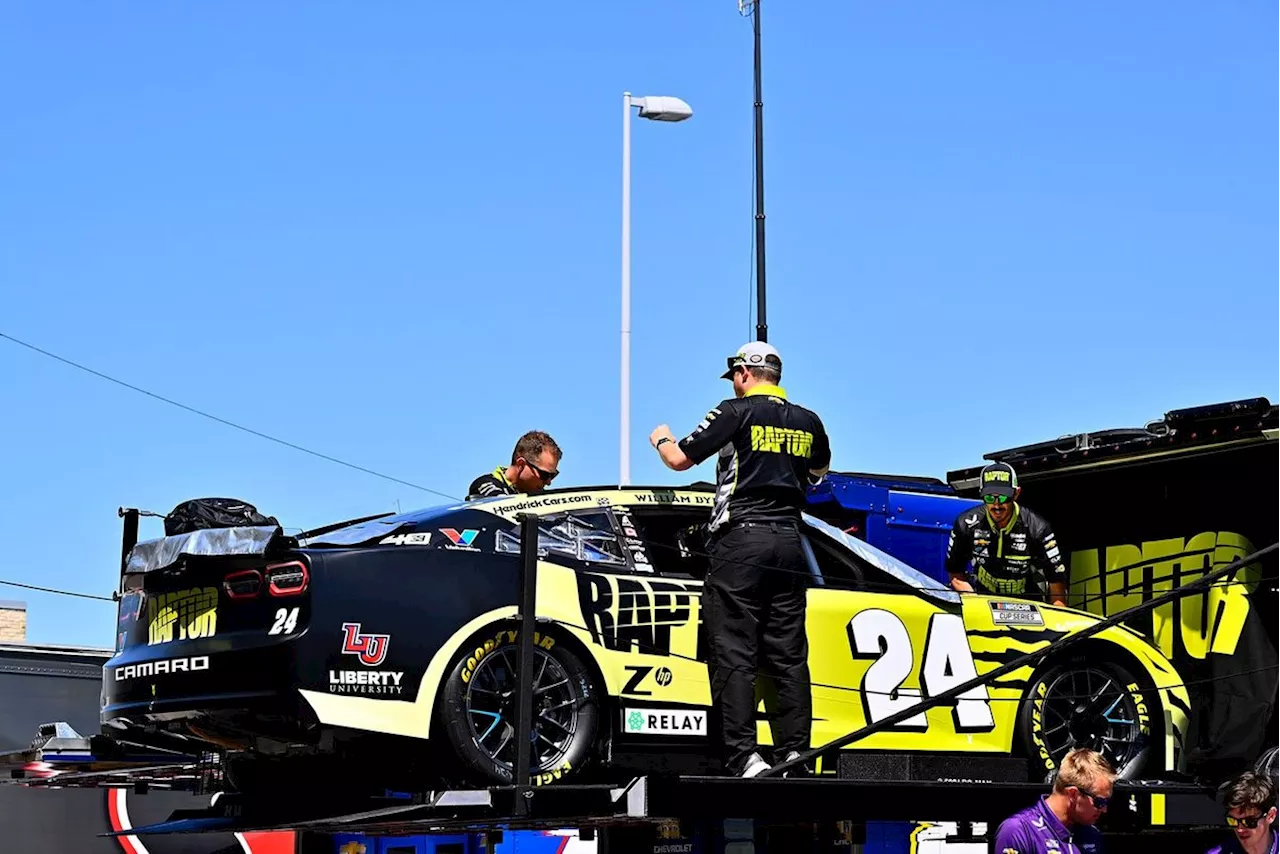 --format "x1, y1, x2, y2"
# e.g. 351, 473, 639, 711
1017, 657, 1160, 782
438, 626, 600, 787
